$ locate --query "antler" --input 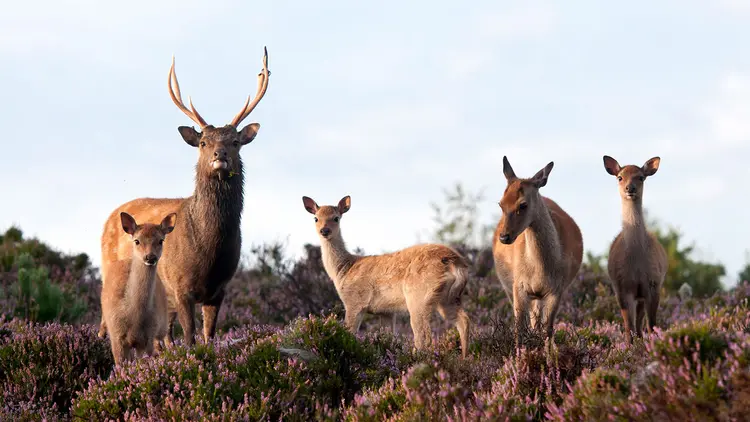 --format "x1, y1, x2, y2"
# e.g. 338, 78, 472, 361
230, 46, 271, 128
168, 56, 208, 128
